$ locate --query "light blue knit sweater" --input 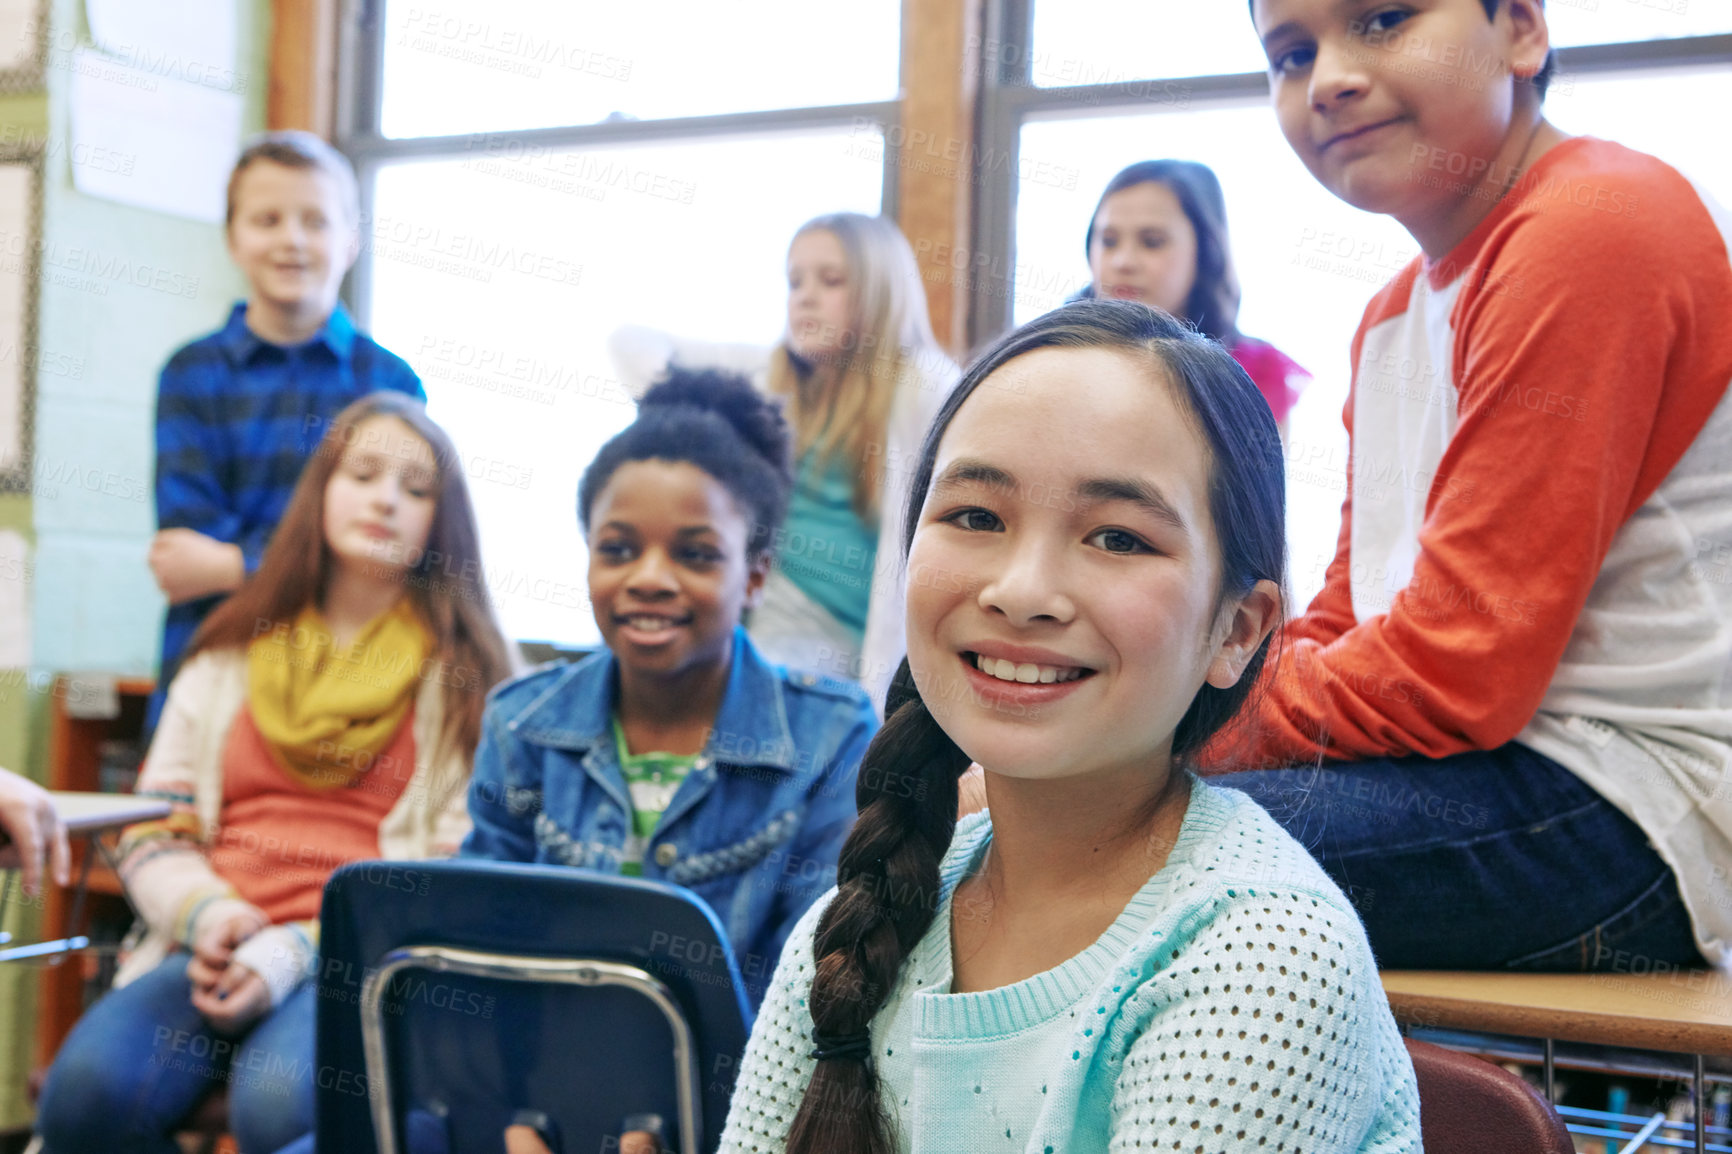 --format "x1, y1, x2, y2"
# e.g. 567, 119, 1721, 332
718, 781, 1422, 1153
